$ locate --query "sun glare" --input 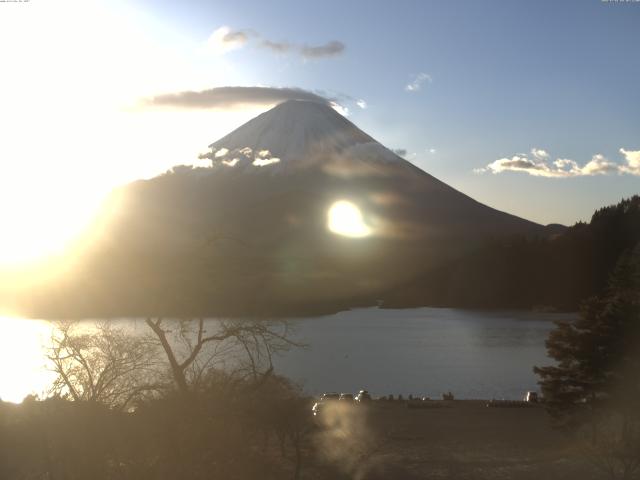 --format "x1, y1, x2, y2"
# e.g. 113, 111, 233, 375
0, 183, 109, 268
0, 318, 55, 403
0, 1, 272, 270
327, 200, 372, 238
